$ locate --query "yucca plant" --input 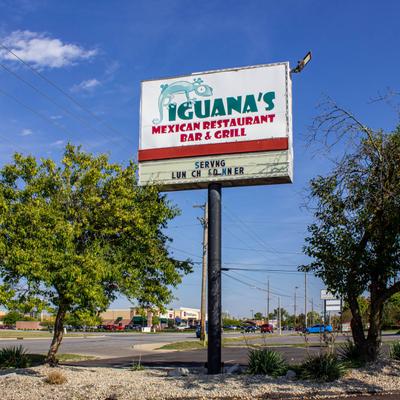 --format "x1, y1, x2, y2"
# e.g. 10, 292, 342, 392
0, 346, 30, 369
247, 348, 288, 376
390, 341, 400, 361
338, 340, 365, 368
299, 353, 347, 382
